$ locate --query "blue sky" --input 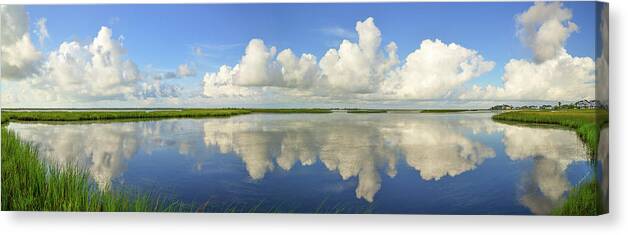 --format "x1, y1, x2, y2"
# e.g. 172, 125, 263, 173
1, 2, 605, 108
27, 2, 597, 84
